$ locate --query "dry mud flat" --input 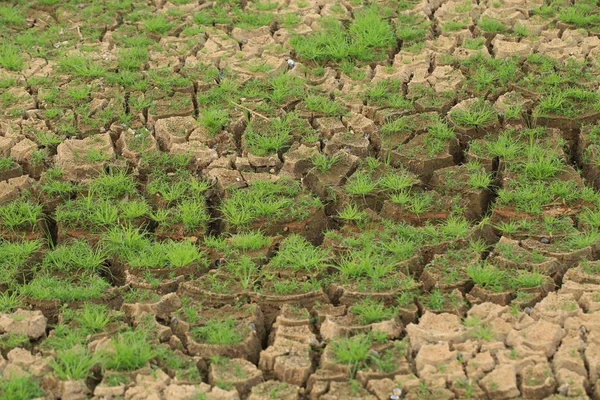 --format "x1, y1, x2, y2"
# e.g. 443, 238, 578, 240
3, 0, 600, 398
